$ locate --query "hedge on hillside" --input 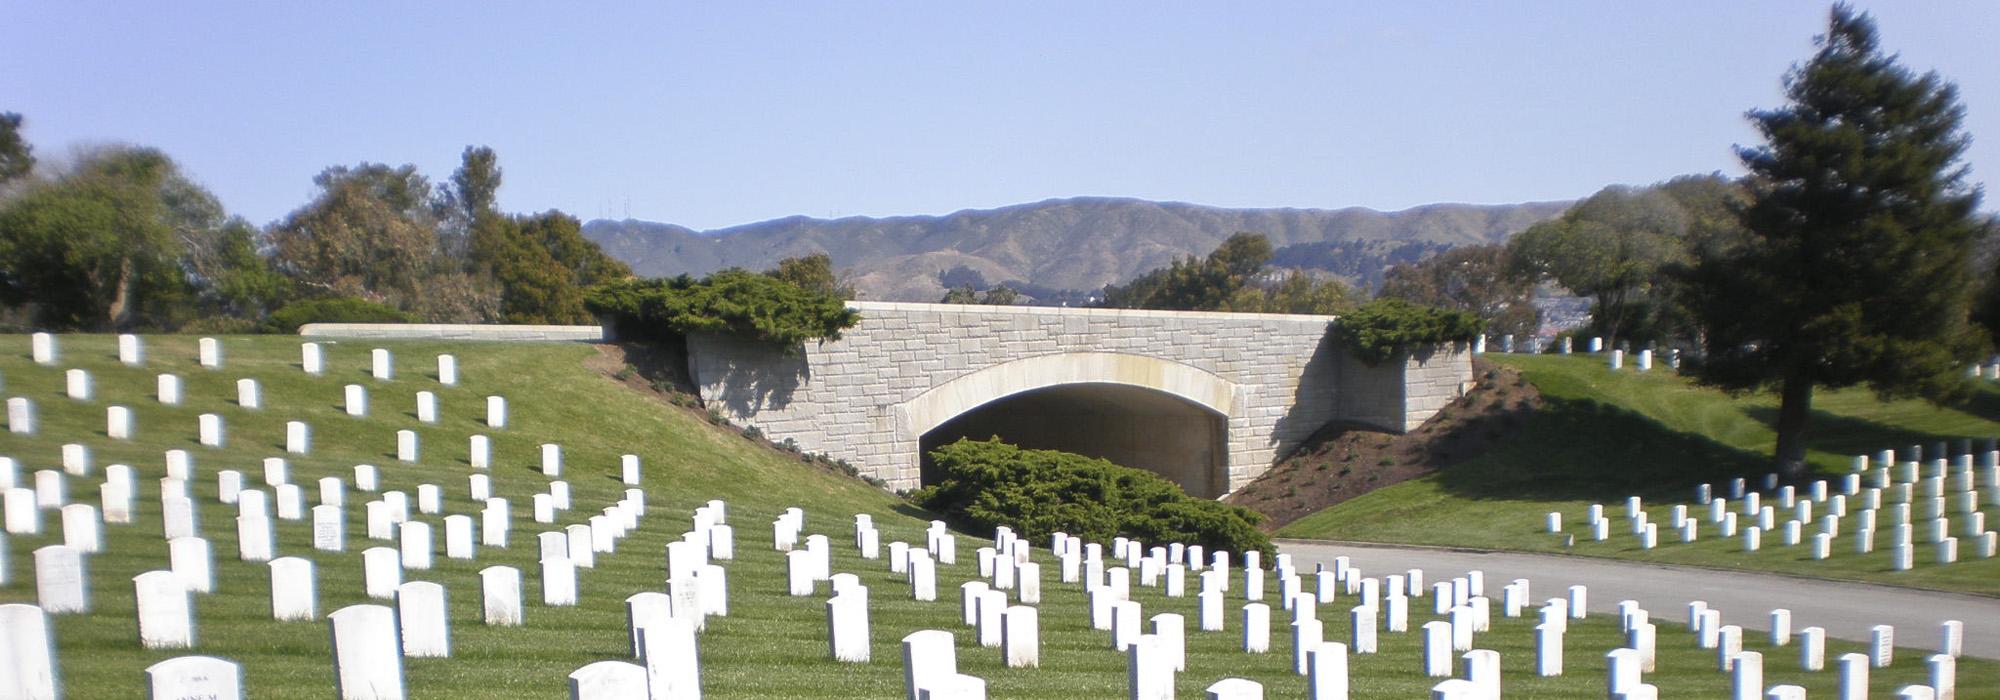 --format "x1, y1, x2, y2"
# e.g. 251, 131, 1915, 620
263, 297, 417, 333
911, 438, 1273, 557
1331, 298, 1482, 366
584, 270, 859, 352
